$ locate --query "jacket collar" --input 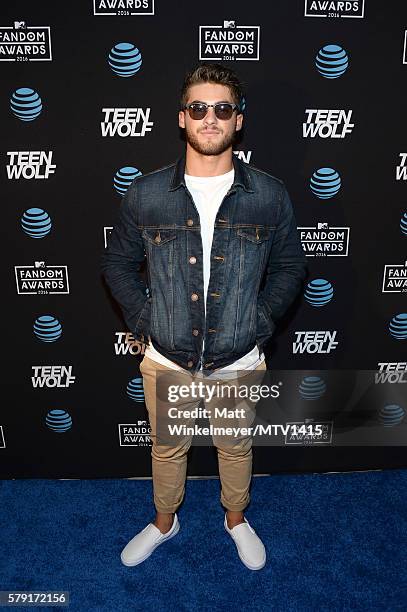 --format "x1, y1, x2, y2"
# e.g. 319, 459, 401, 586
169, 150, 254, 193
